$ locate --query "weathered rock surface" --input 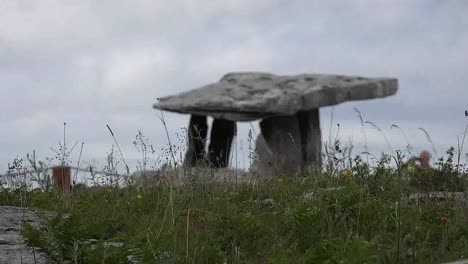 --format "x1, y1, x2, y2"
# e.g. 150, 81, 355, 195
250, 133, 276, 179
154, 72, 398, 121
297, 109, 322, 168
259, 116, 303, 174
0, 206, 50, 264
131, 166, 257, 187
208, 119, 236, 168
442, 259, 468, 264
184, 115, 208, 167
404, 192, 468, 208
